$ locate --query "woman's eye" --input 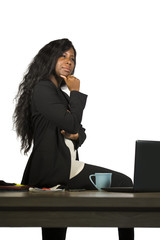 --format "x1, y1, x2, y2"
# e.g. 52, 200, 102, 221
61, 55, 75, 62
